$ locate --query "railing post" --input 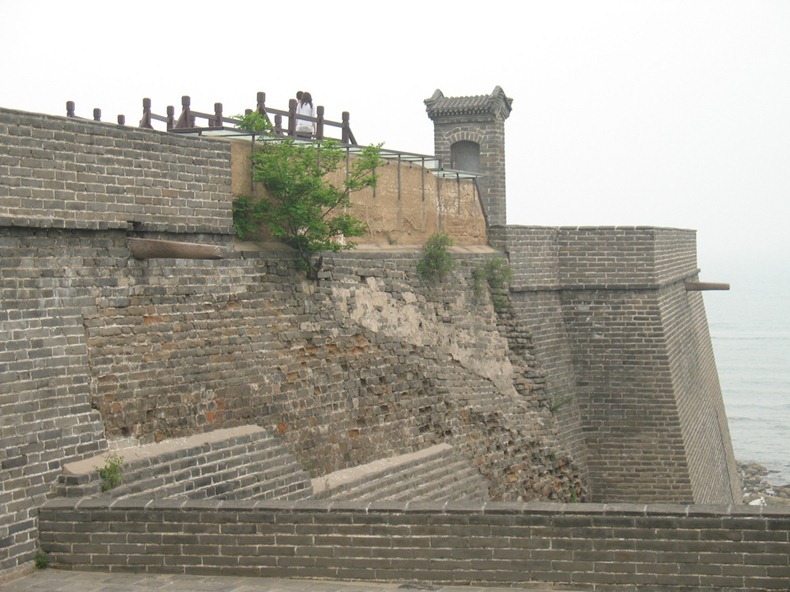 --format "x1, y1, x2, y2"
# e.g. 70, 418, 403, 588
341, 111, 354, 144
341, 111, 351, 144
117, 115, 126, 125
256, 92, 266, 114
93, 108, 101, 122
166, 106, 175, 130
287, 99, 297, 137
214, 103, 223, 127
140, 98, 153, 129
176, 95, 193, 129
274, 114, 283, 136
315, 105, 325, 140
66, 101, 76, 118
